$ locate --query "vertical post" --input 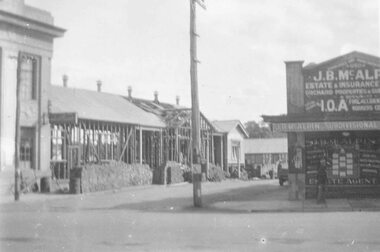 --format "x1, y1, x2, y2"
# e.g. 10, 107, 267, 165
237, 143, 241, 178
139, 127, 143, 165
160, 129, 163, 165
220, 136, 224, 171
206, 135, 209, 175
190, 0, 202, 207
211, 133, 214, 164
175, 128, 179, 162
14, 54, 21, 201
